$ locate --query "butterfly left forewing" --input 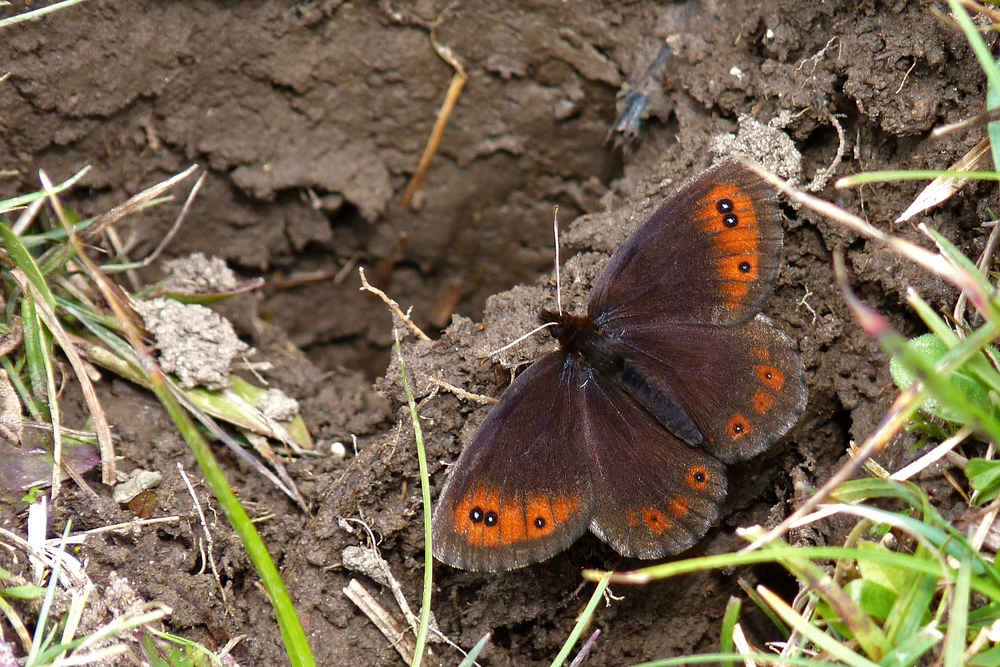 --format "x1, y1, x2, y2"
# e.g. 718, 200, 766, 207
432, 354, 595, 571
